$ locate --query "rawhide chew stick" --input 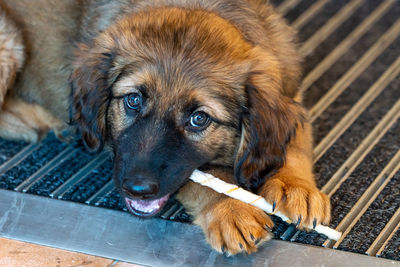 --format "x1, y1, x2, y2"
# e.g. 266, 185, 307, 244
190, 169, 341, 241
